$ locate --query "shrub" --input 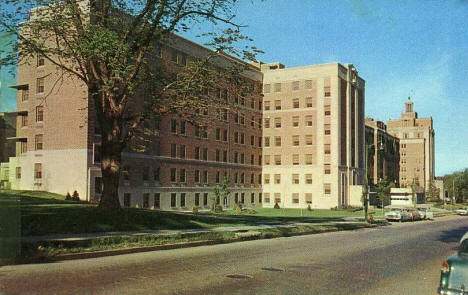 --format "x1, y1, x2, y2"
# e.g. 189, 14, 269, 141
274, 202, 280, 209
71, 190, 80, 201
233, 202, 242, 213
307, 204, 312, 211
246, 209, 257, 214
214, 204, 223, 213
65, 192, 72, 200
192, 206, 199, 214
